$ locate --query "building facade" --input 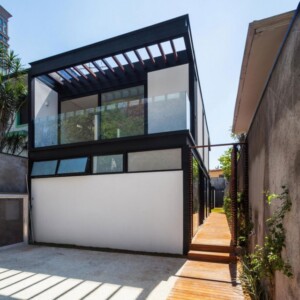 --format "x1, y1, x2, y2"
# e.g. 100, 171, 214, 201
28, 16, 211, 255
233, 7, 300, 299
0, 5, 11, 52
